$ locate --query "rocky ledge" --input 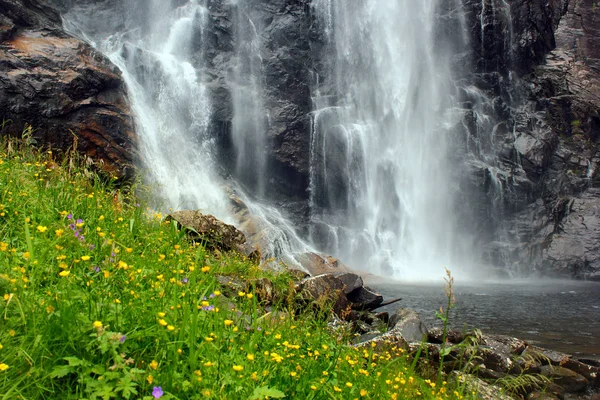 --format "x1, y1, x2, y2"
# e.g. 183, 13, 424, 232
172, 208, 599, 399
0, 0, 135, 178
